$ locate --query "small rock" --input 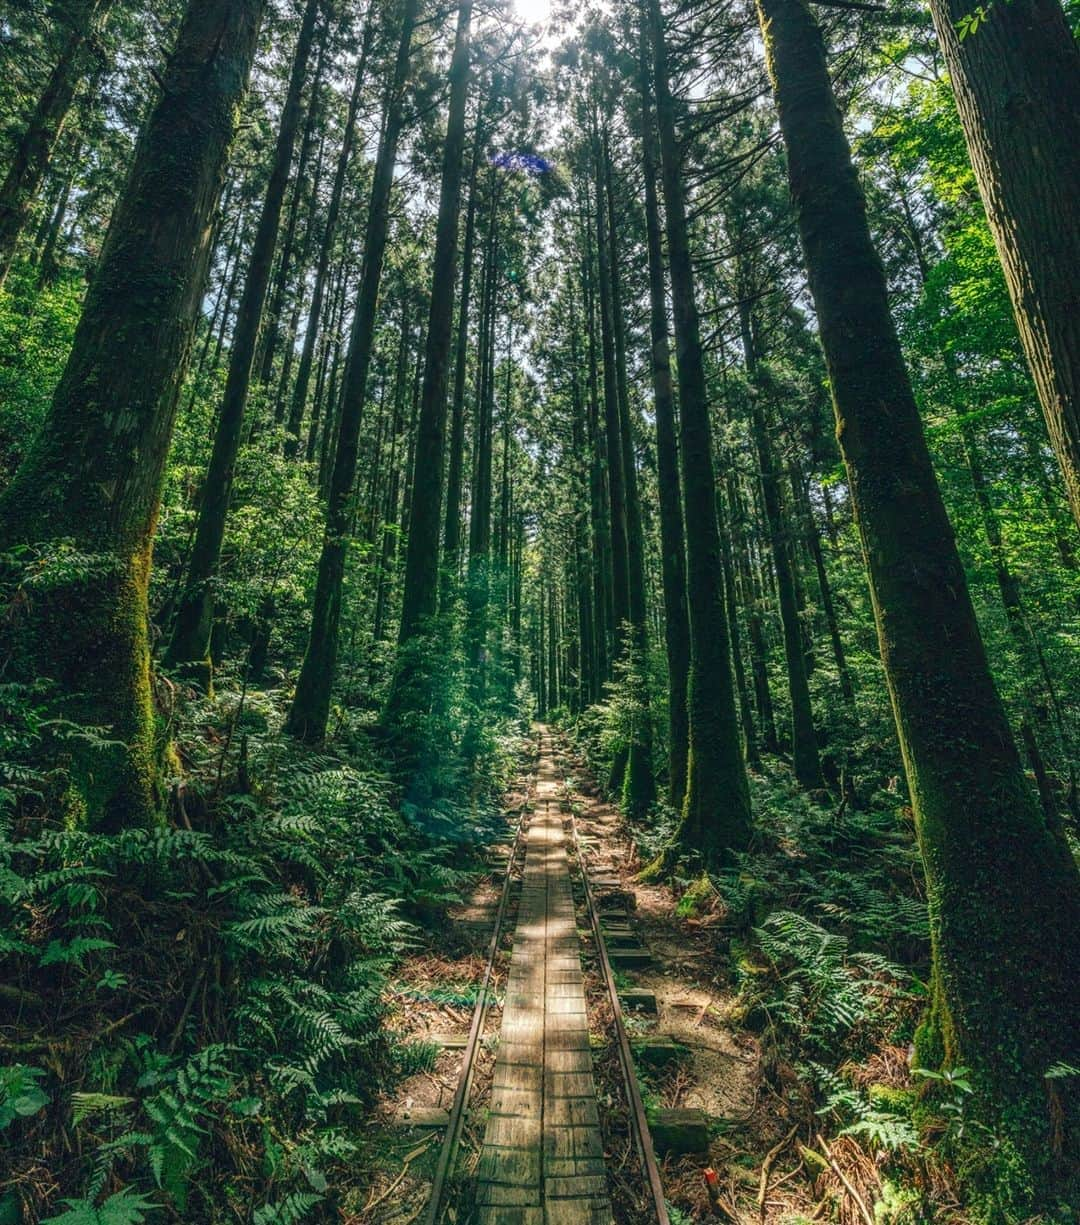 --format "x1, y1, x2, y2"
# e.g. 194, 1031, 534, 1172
650, 1108, 711, 1155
